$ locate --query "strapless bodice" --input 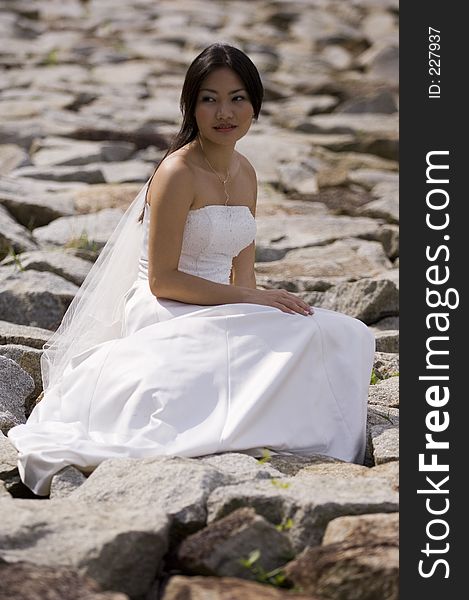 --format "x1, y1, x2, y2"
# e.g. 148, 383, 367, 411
138, 203, 257, 284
